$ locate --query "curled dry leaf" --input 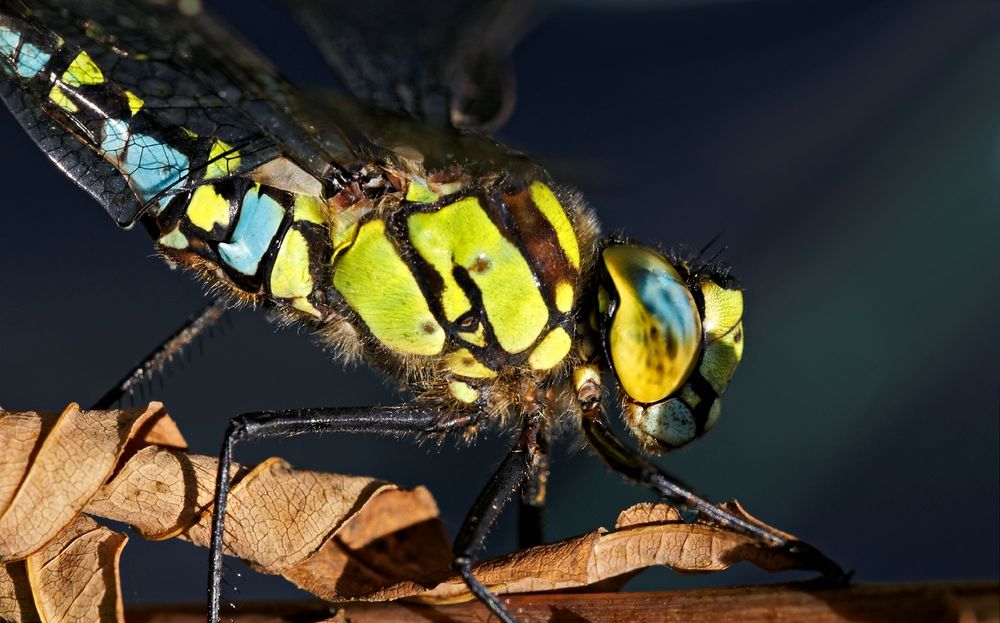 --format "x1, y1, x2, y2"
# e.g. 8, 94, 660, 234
1, 404, 815, 621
